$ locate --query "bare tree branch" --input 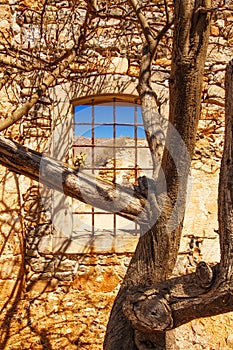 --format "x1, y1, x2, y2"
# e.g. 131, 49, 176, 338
129, 0, 156, 51
0, 70, 11, 90
0, 4, 92, 131
0, 49, 76, 132
0, 55, 32, 71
